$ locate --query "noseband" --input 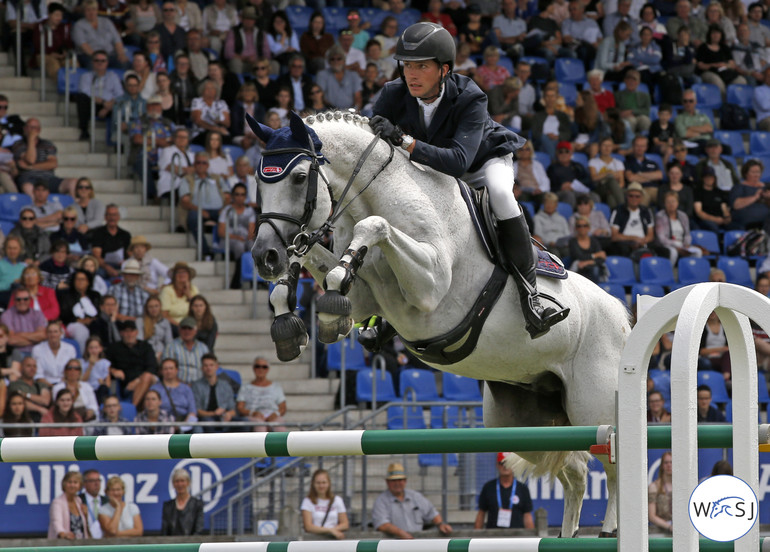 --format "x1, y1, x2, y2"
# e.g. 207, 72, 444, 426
257, 128, 395, 257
